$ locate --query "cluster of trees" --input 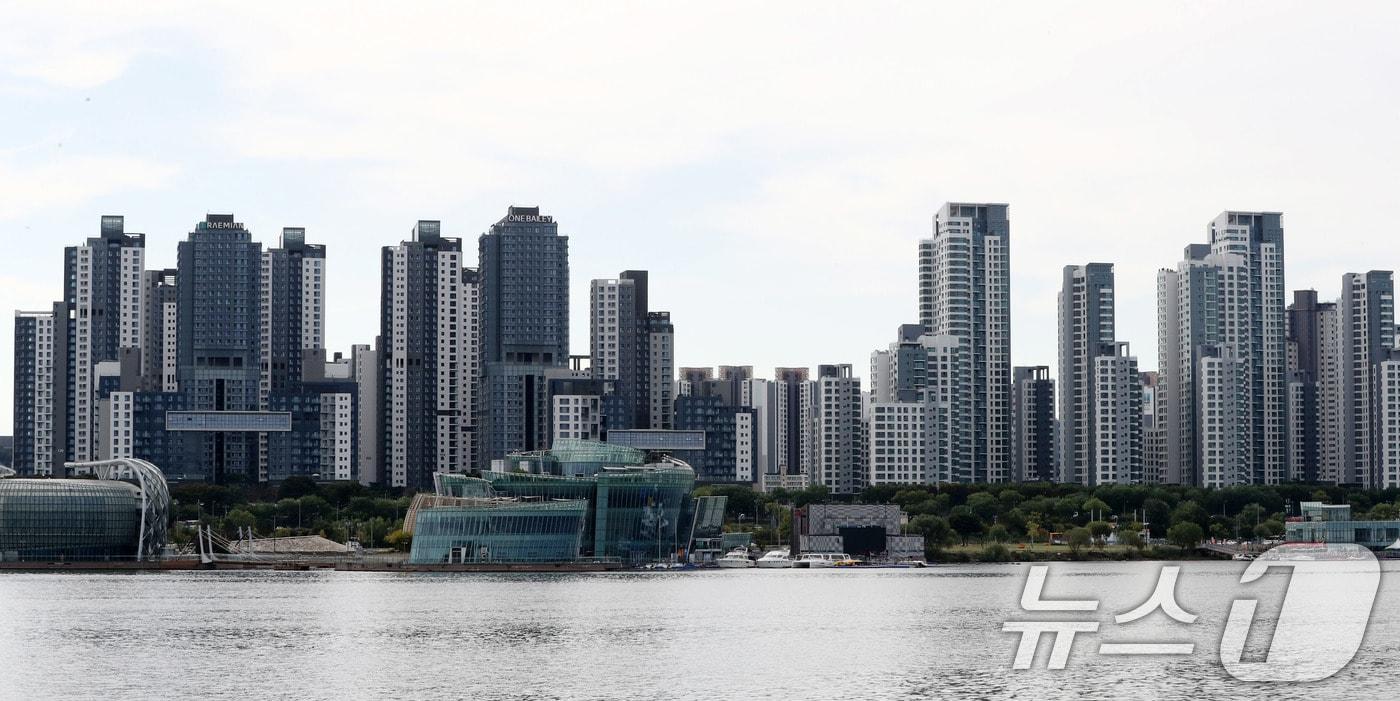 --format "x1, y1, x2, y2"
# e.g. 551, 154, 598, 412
169, 476, 413, 551
697, 480, 1400, 556
171, 473, 1400, 558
